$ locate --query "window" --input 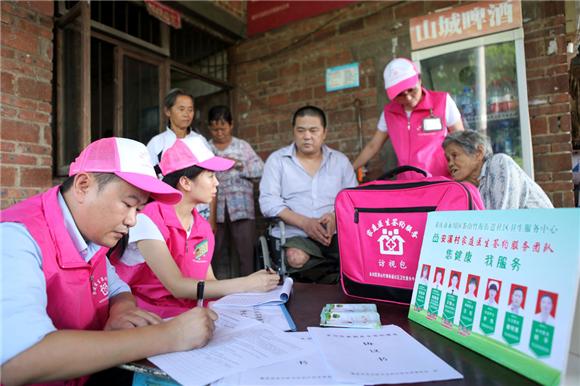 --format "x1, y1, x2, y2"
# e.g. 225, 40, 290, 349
413, 30, 533, 176
54, 1, 233, 176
